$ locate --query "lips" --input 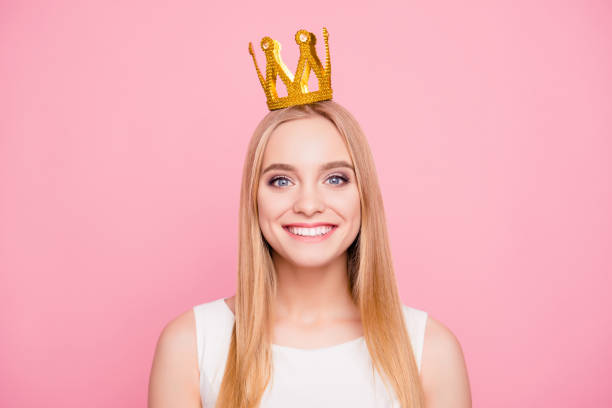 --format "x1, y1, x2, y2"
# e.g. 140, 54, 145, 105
282, 224, 338, 242
282, 222, 337, 228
